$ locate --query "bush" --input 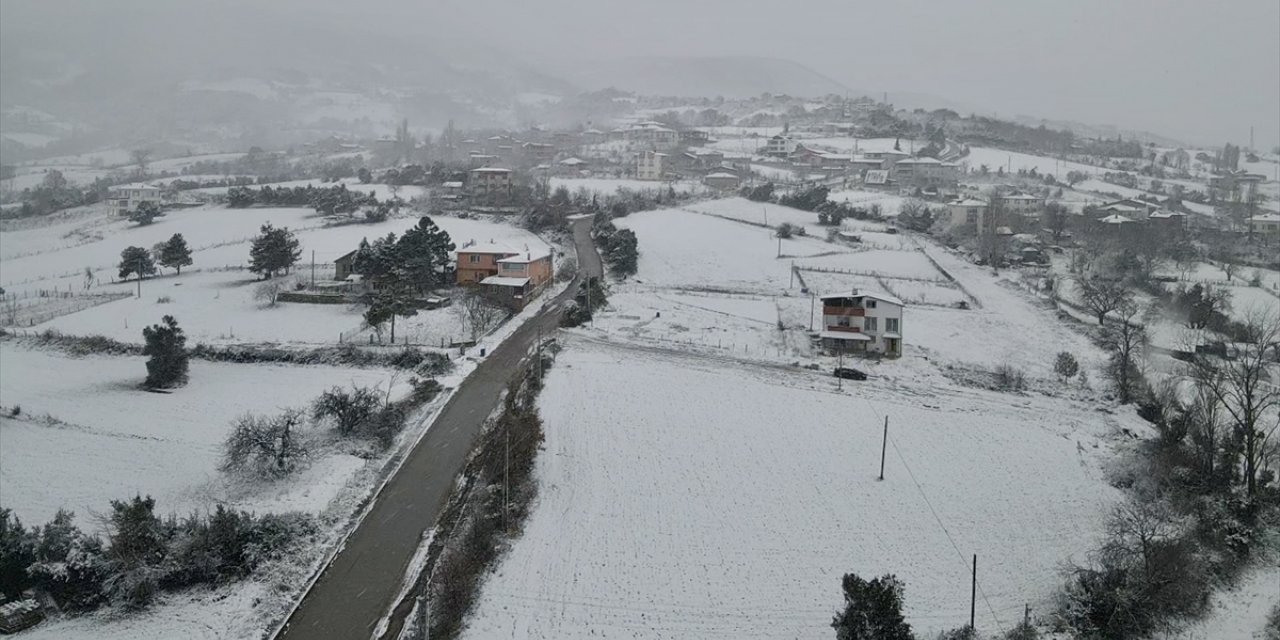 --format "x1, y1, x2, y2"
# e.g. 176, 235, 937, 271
312, 385, 382, 436
830, 573, 914, 640
222, 410, 308, 477
994, 363, 1026, 391
776, 223, 795, 239
1053, 352, 1079, 383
